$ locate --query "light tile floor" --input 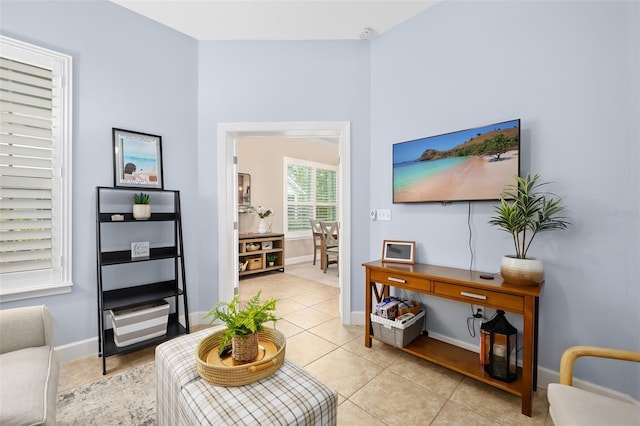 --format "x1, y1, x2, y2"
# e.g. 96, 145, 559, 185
59, 262, 552, 425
